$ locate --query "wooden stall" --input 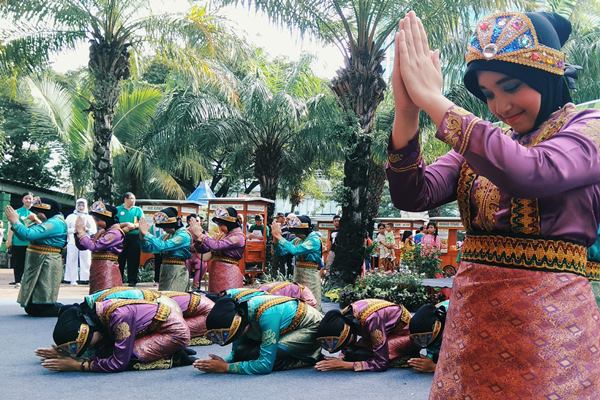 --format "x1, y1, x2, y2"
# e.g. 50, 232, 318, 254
313, 215, 337, 262
428, 216, 465, 276
206, 197, 274, 279
136, 199, 204, 269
